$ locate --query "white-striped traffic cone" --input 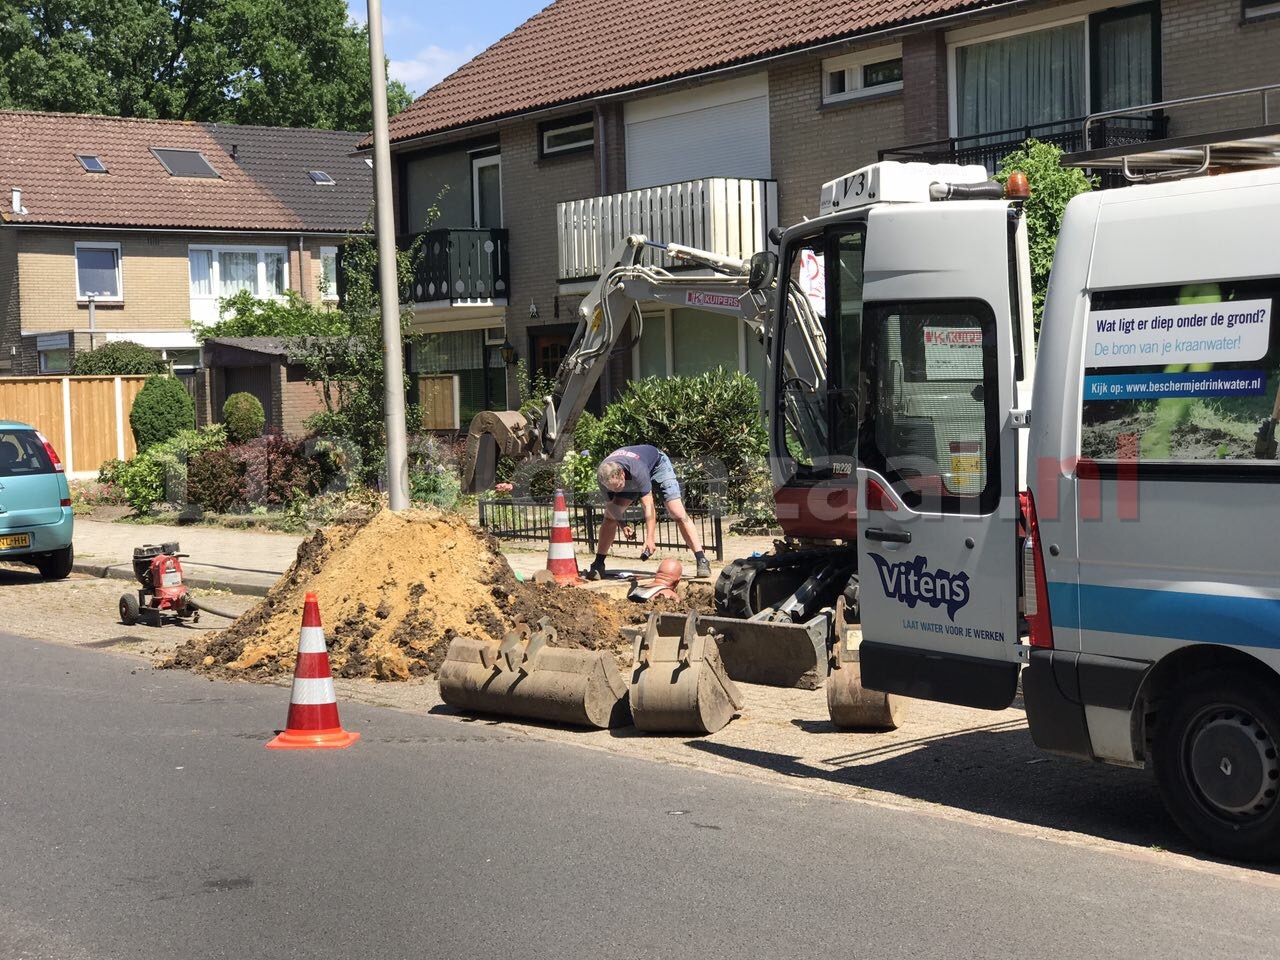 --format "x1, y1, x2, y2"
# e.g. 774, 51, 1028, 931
266, 592, 360, 750
545, 489, 584, 585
